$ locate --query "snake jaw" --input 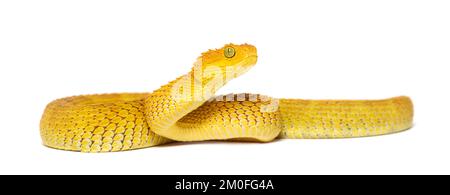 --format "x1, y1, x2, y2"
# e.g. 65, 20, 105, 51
200, 43, 258, 81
